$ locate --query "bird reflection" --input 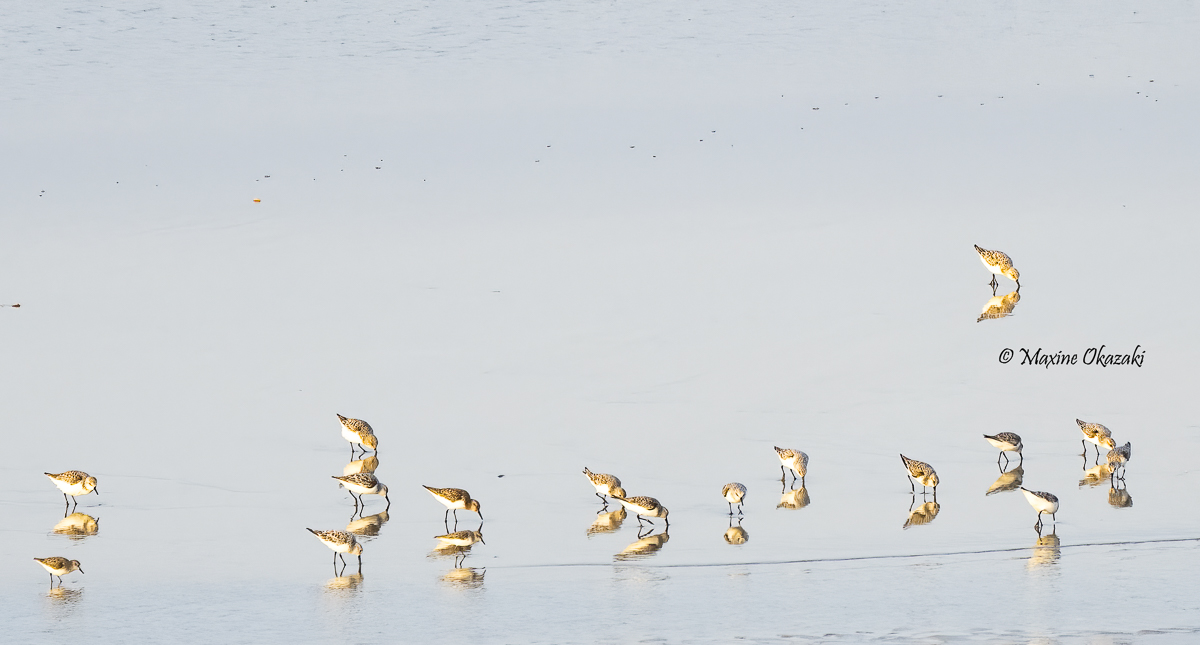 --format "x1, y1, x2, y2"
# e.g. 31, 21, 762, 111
976, 290, 1020, 323
587, 507, 627, 537
614, 529, 669, 561
1028, 528, 1061, 568
724, 518, 749, 545
986, 465, 1024, 496
777, 482, 811, 510
46, 586, 84, 603
343, 455, 380, 476
325, 572, 364, 591
903, 496, 940, 529
1079, 463, 1114, 488
1108, 484, 1133, 508
51, 513, 100, 540
441, 567, 486, 589
346, 510, 389, 537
